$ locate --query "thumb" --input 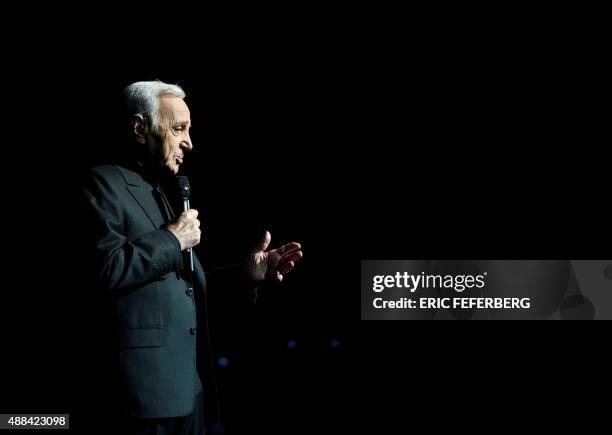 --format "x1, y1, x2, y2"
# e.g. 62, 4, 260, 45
255, 230, 271, 252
